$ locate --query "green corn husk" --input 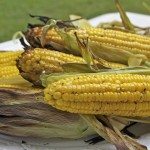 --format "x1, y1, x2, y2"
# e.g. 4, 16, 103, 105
41, 66, 150, 87
114, 0, 135, 32
0, 87, 95, 139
